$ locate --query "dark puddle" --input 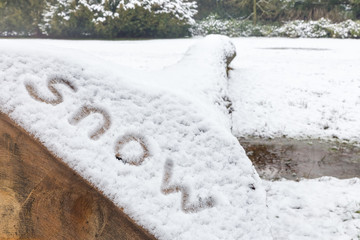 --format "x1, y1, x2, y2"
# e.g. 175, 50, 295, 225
239, 138, 360, 180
